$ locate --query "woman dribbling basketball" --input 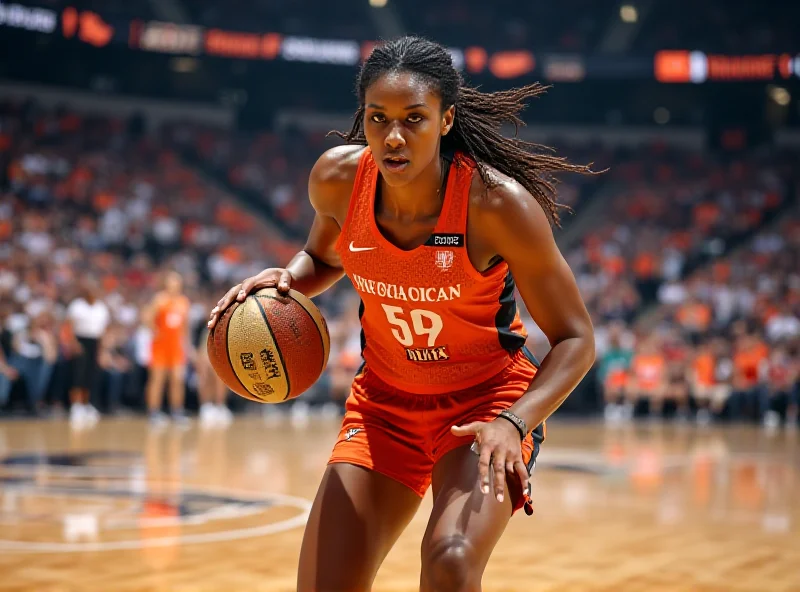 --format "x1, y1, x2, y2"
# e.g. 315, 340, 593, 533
208, 36, 596, 592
